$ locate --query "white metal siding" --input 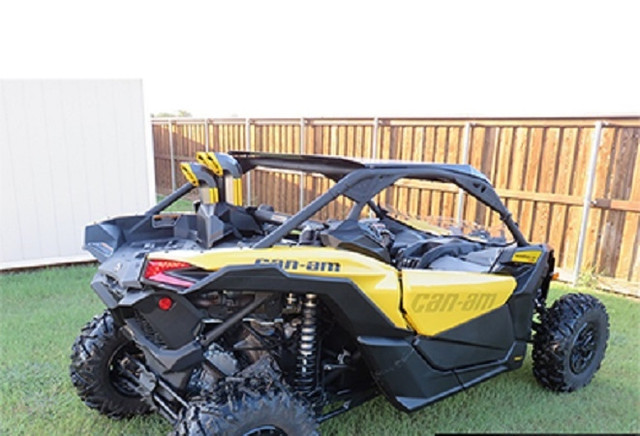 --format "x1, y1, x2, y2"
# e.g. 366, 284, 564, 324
0, 80, 154, 269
